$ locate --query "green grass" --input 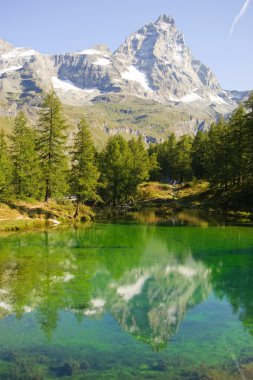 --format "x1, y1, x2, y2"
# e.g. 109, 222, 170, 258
137, 182, 175, 201
0, 200, 94, 232
0, 218, 47, 231
176, 181, 210, 199
135, 180, 213, 213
